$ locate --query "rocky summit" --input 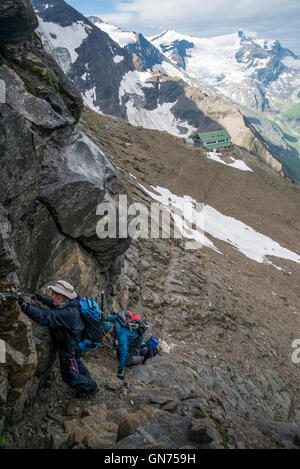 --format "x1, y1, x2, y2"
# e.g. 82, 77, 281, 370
0, 0, 300, 452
